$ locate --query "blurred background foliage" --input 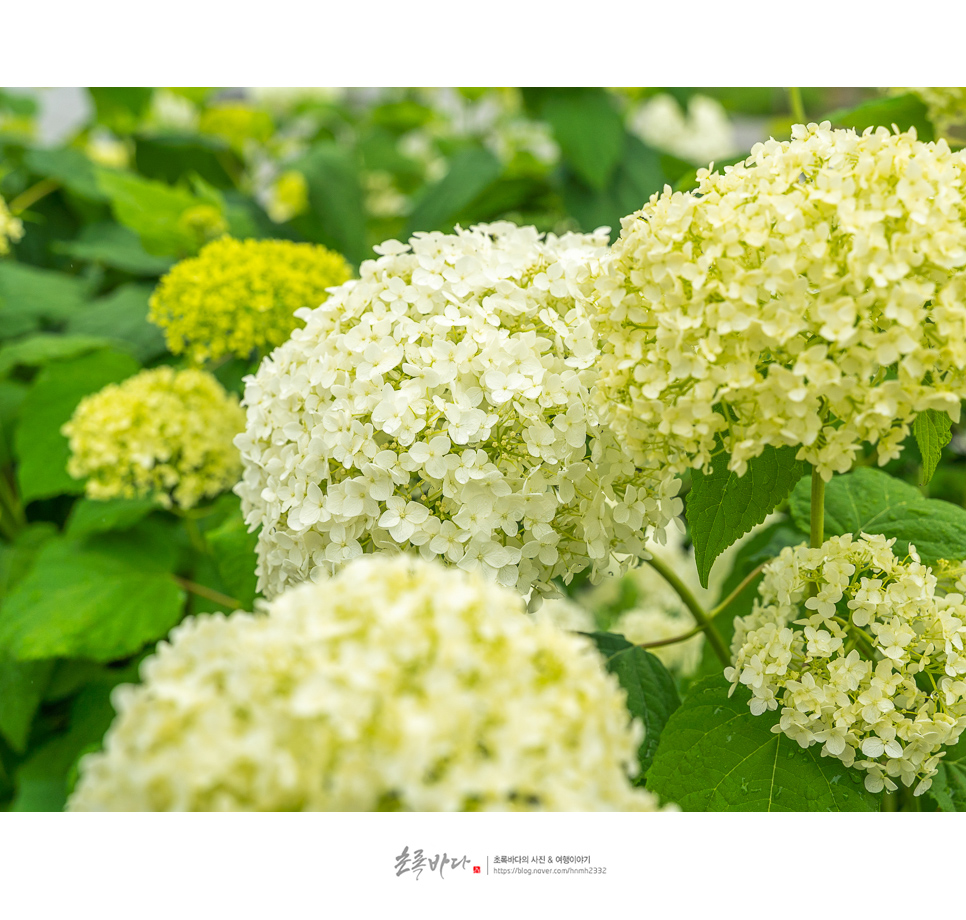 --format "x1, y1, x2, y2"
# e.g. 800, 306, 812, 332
0, 85, 959, 811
